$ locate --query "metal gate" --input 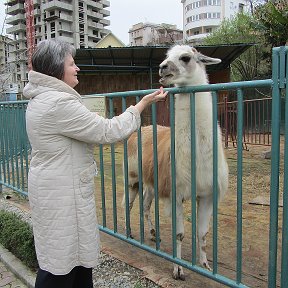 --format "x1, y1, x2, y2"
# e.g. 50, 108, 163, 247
0, 46, 287, 287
